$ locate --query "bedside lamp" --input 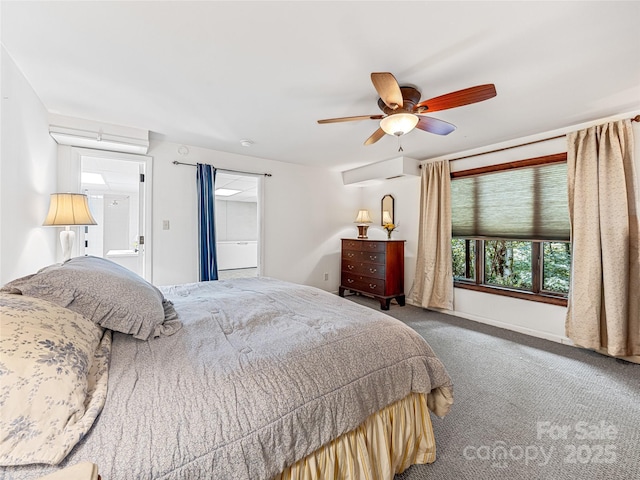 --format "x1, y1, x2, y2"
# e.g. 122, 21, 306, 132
354, 209, 372, 239
43, 193, 97, 261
